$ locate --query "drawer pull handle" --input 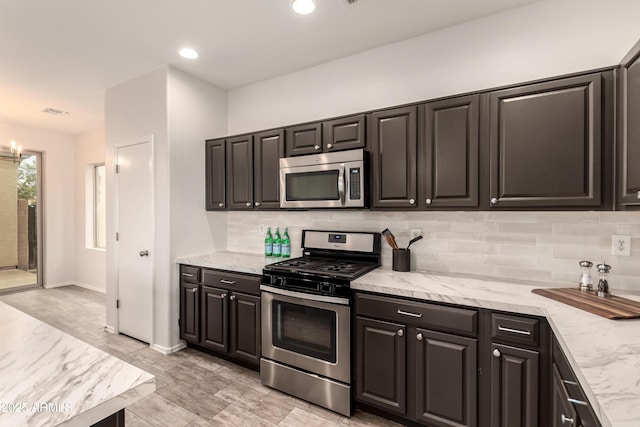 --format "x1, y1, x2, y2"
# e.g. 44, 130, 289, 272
561, 414, 574, 424
182, 273, 195, 277
498, 326, 531, 336
567, 398, 588, 406
397, 309, 422, 318
220, 280, 236, 285
562, 379, 579, 386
